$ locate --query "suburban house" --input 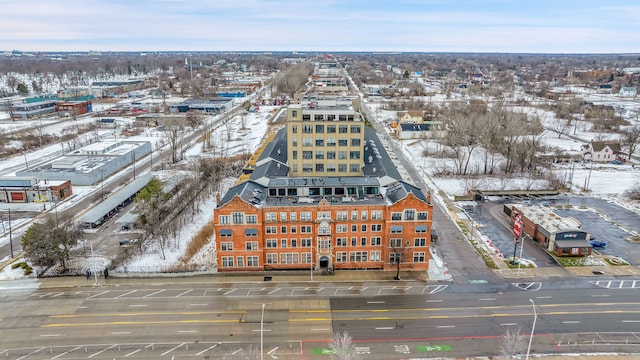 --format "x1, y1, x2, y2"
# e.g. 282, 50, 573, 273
581, 141, 624, 162
619, 87, 637, 98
